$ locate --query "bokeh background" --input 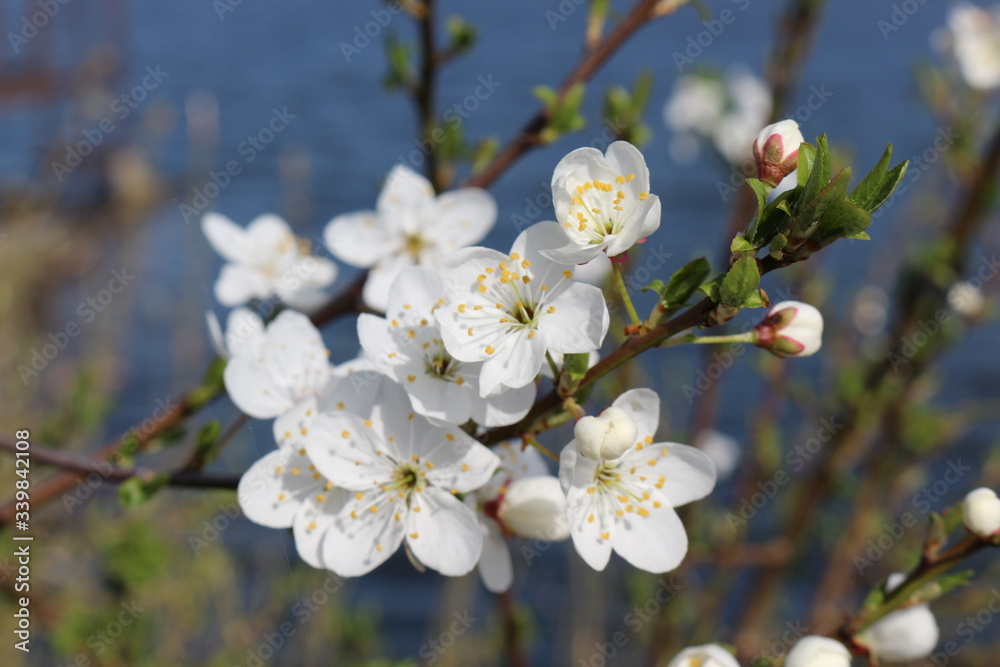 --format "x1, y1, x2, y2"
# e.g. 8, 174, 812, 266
1, 1, 999, 665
